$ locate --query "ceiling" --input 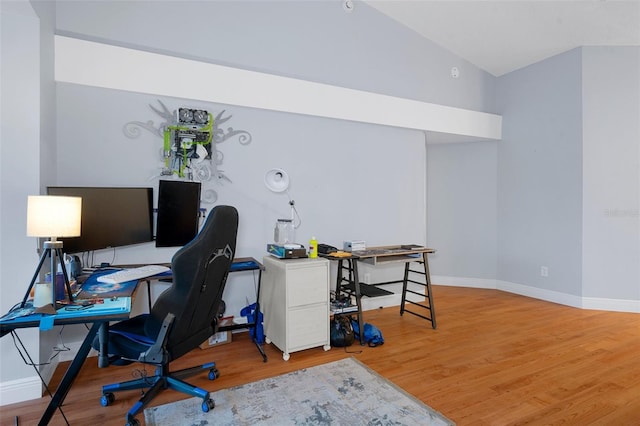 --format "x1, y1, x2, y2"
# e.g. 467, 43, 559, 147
364, 0, 640, 76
